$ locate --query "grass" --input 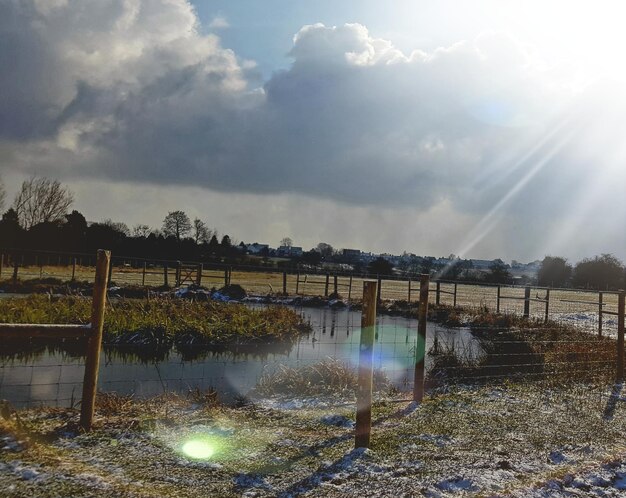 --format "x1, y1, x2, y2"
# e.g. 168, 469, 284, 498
254, 358, 392, 397
2, 264, 620, 320
2, 381, 626, 497
0, 294, 310, 349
